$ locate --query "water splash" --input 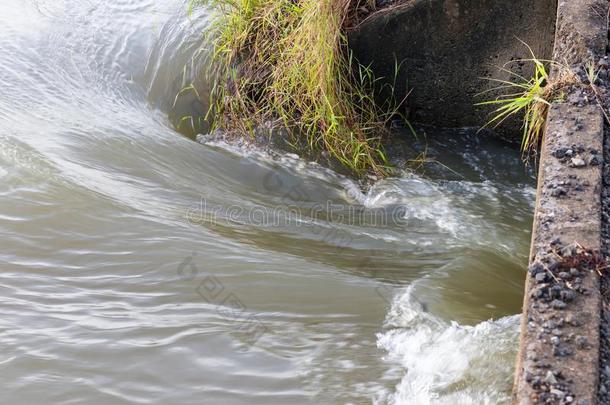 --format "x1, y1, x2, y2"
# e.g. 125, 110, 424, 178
378, 286, 520, 405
